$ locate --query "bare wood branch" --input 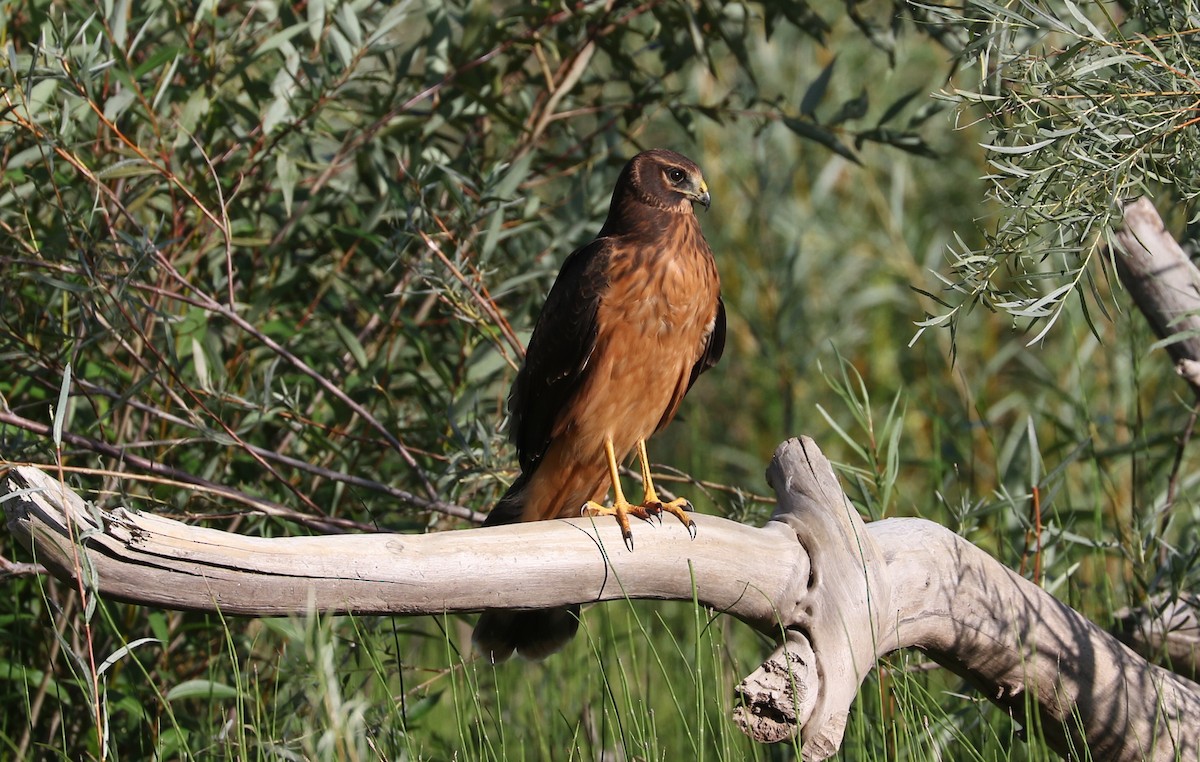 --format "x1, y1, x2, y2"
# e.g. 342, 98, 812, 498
2, 463, 801, 621
871, 518, 1200, 760
1114, 196, 1200, 394
1114, 593, 1200, 683
1112, 196, 1200, 681
0, 554, 47, 578
5, 437, 1199, 761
